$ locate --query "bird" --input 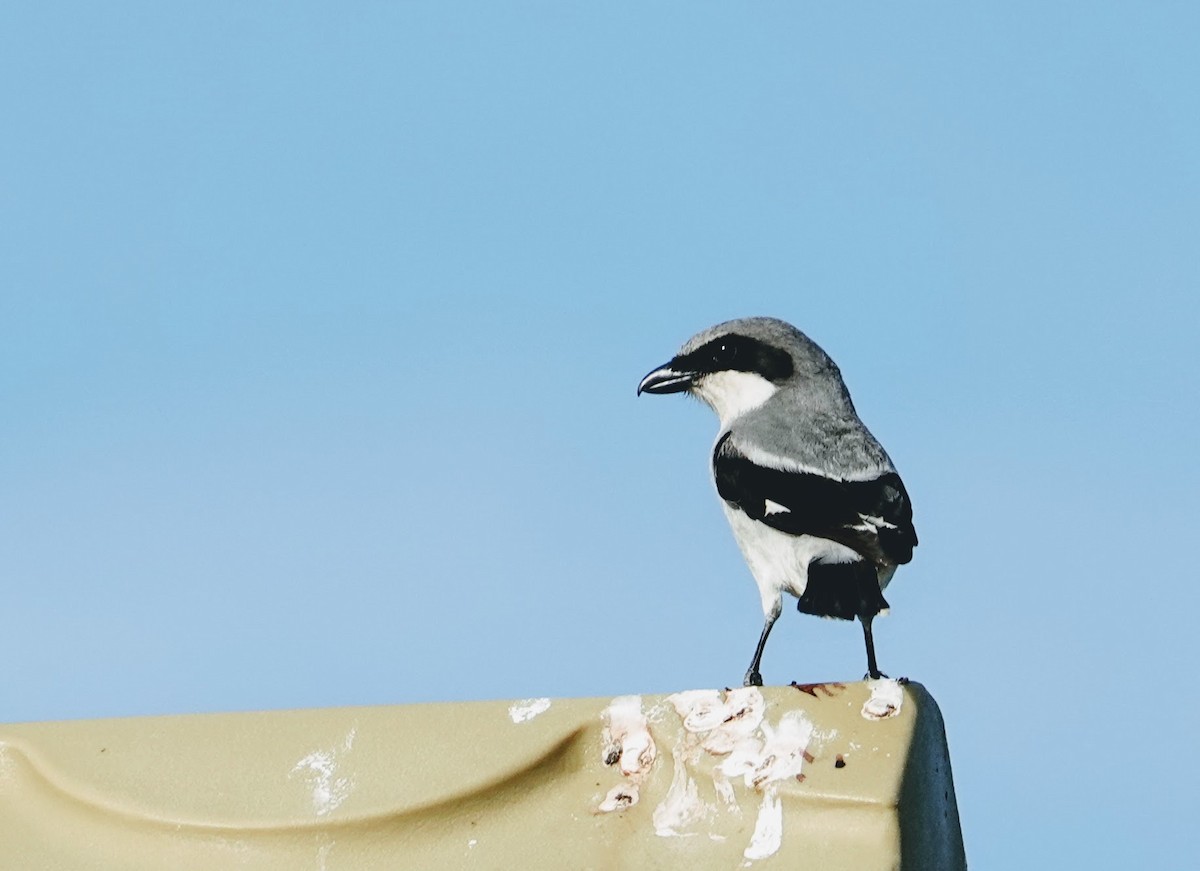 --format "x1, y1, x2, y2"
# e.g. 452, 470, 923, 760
637, 317, 917, 686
